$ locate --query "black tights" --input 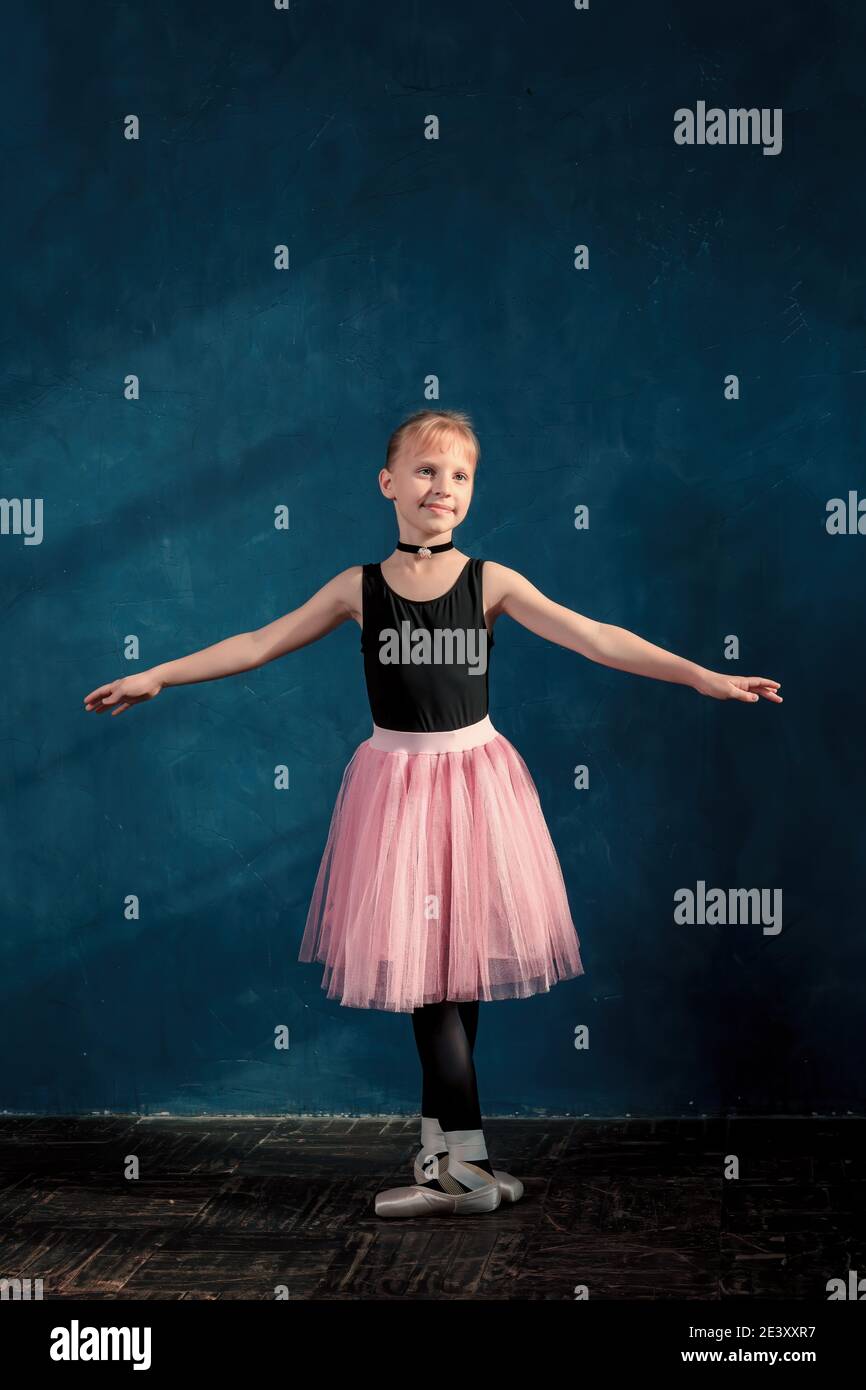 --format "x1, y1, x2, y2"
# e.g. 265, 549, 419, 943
411, 999, 481, 1133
